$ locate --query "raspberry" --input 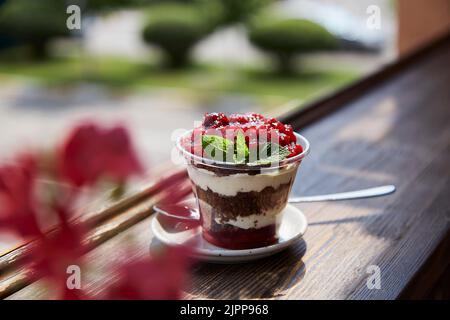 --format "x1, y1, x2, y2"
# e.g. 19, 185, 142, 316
246, 124, 258, 132
203, 112, 229, 128
192, 112, 303, 158
266, 118, 281, 130
287, 144, 303, 157
229, 113, 266, 126
282, 124, 296, 143
229, 114, 250, 124
279, 133, 291, 145
265, 128, 278, 143
249, 113, 264, 121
